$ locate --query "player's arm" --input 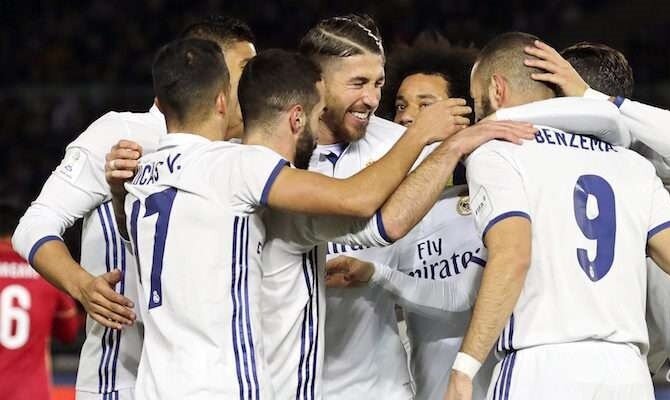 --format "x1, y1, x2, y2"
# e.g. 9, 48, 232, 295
491, 97, 630, 147
291, 121, 536, 249
12, 121, 137, 330
52, 291, 80, 343
267, 100, 472, 218
645, 169, 670, 275
444, 148, 532, 400
326, 256, 483, 315
525, 40, 670, 158
378, 121, 535, 240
